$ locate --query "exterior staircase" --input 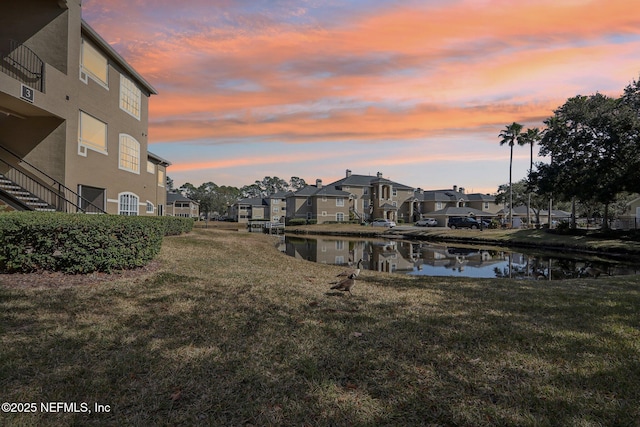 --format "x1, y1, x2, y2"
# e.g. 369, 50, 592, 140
0, 173, 56, 211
